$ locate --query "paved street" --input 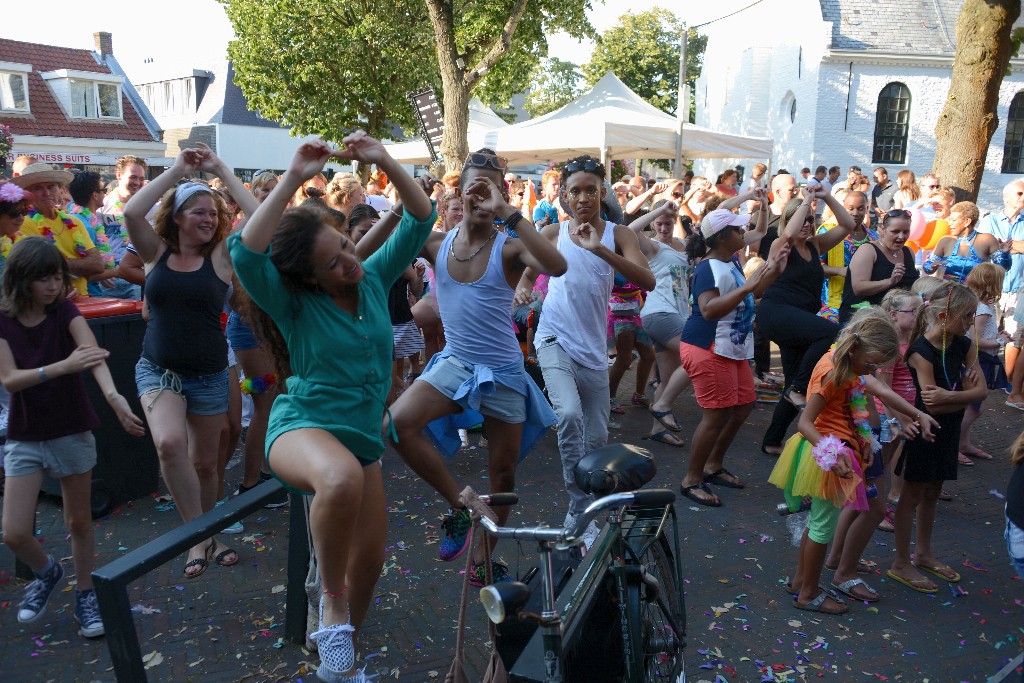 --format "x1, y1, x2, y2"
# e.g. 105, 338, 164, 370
1, 376, 1022, 682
